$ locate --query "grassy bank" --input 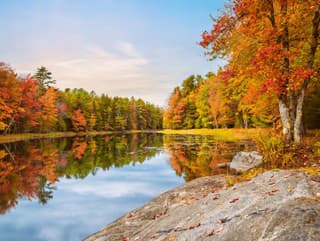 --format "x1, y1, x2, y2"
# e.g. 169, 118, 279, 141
159, 128, 264, 142
0, 130, 158, 144
2, 128, 317, 144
